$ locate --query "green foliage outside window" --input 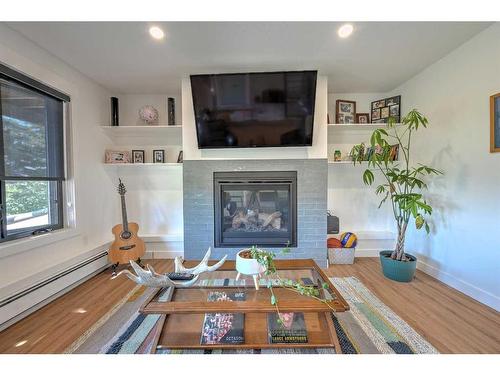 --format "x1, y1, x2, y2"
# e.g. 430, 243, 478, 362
6, 181, 48, 216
